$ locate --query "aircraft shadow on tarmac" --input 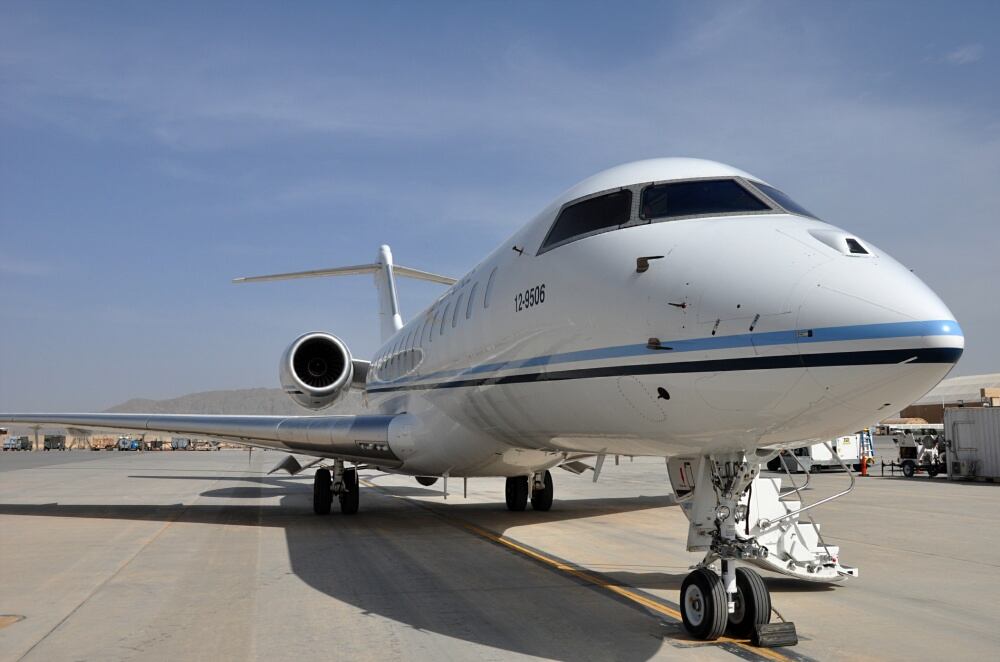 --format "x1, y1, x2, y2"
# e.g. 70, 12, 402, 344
0, 473, 830, 659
